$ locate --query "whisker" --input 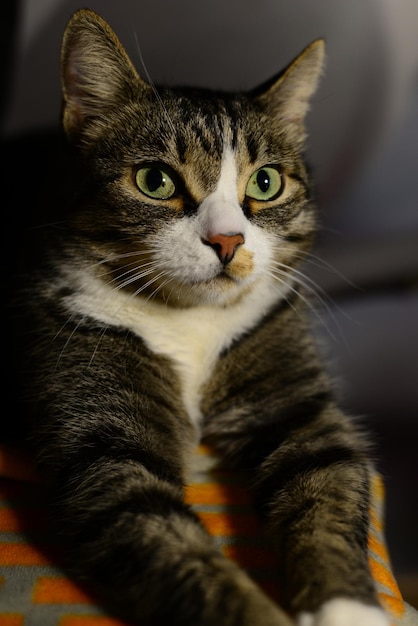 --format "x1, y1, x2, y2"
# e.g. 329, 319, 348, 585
267, 266, 339, 341
147, 274, 176, 302
133, 32, 177, 137
272, 248, 357, 325
54, 316, 85, 371
285, 247, 359, 291
113, 265, 162, 292
277, 263, 339, 313
88, 324, 109, 367
270, 261, 355, 349
264, 270, 300, 318
131, 270, 169, 298
107, 260, 161, 289
90, 249, 155, 271
53, 311, 78, 342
